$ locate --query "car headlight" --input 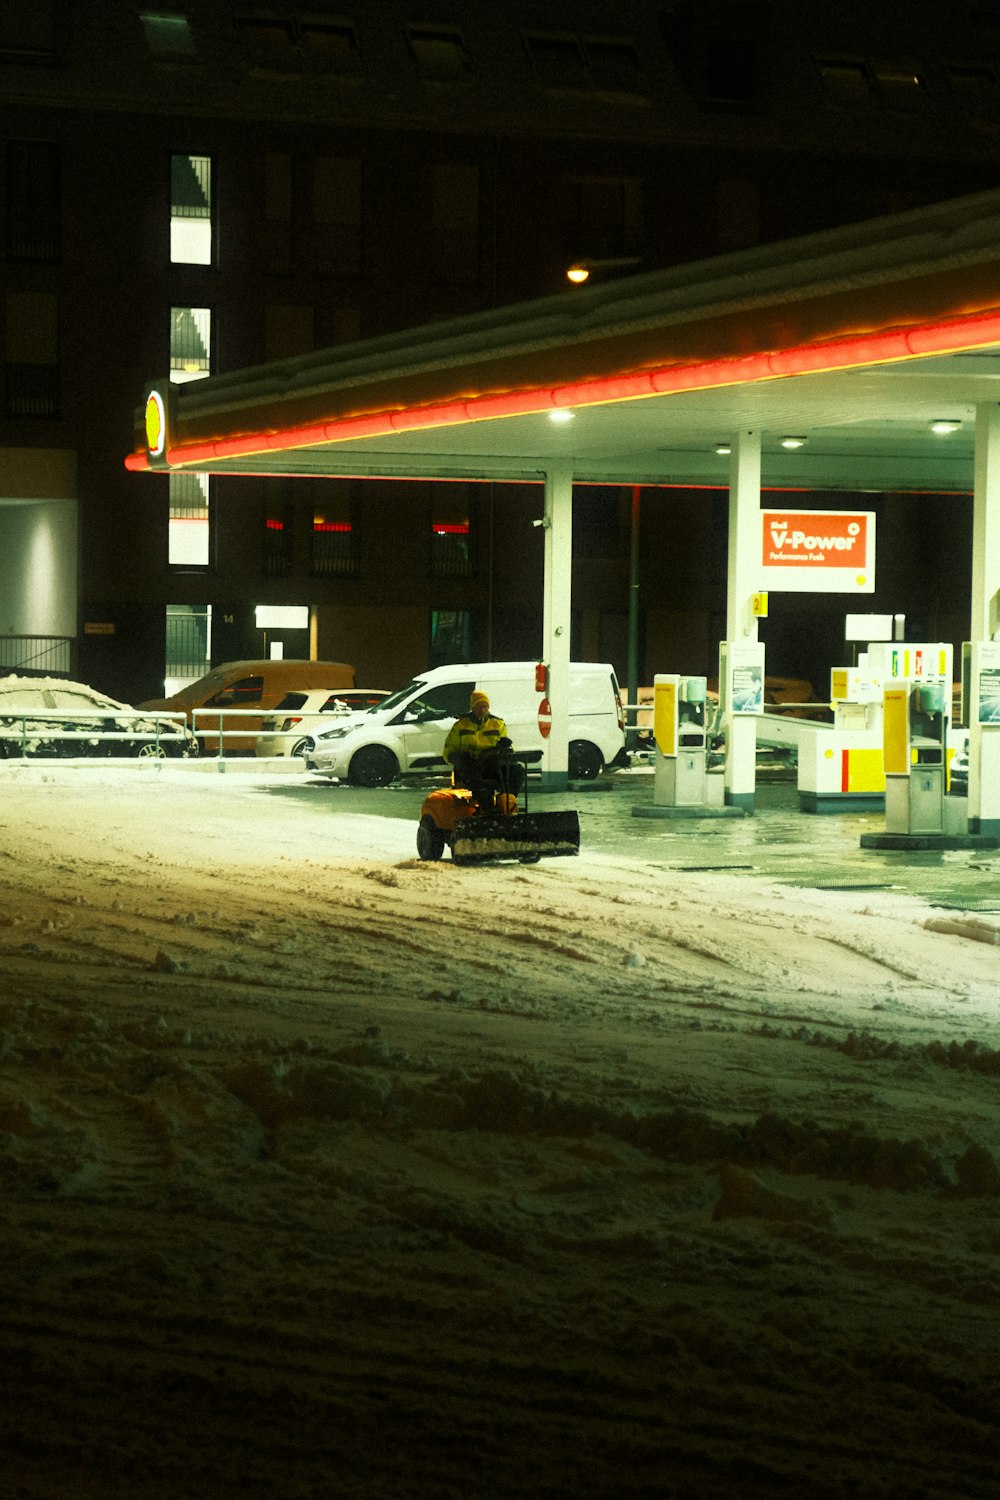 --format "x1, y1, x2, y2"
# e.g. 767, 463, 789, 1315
316, 726, 351, 742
